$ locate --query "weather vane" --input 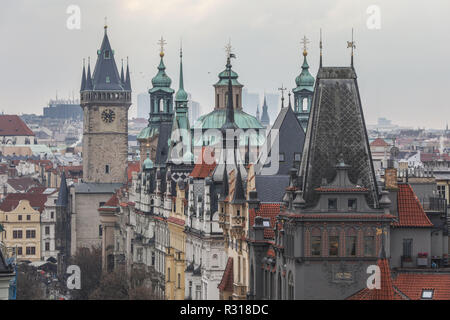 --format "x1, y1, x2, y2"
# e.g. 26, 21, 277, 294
300, 35, 310, 55
158, 36, 167, 56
